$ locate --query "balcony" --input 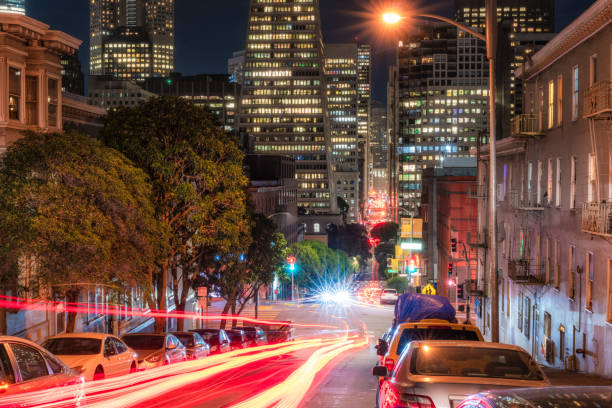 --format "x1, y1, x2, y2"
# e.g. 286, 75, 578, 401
464, 279, 483, 298
510, 114, 545, 138
508, 259, 546, 285
467, 184, 487, 200
581, 202, 612, 237
509, 190, 544, 211
584, 81, 612, 119
467, 231, 487, 248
